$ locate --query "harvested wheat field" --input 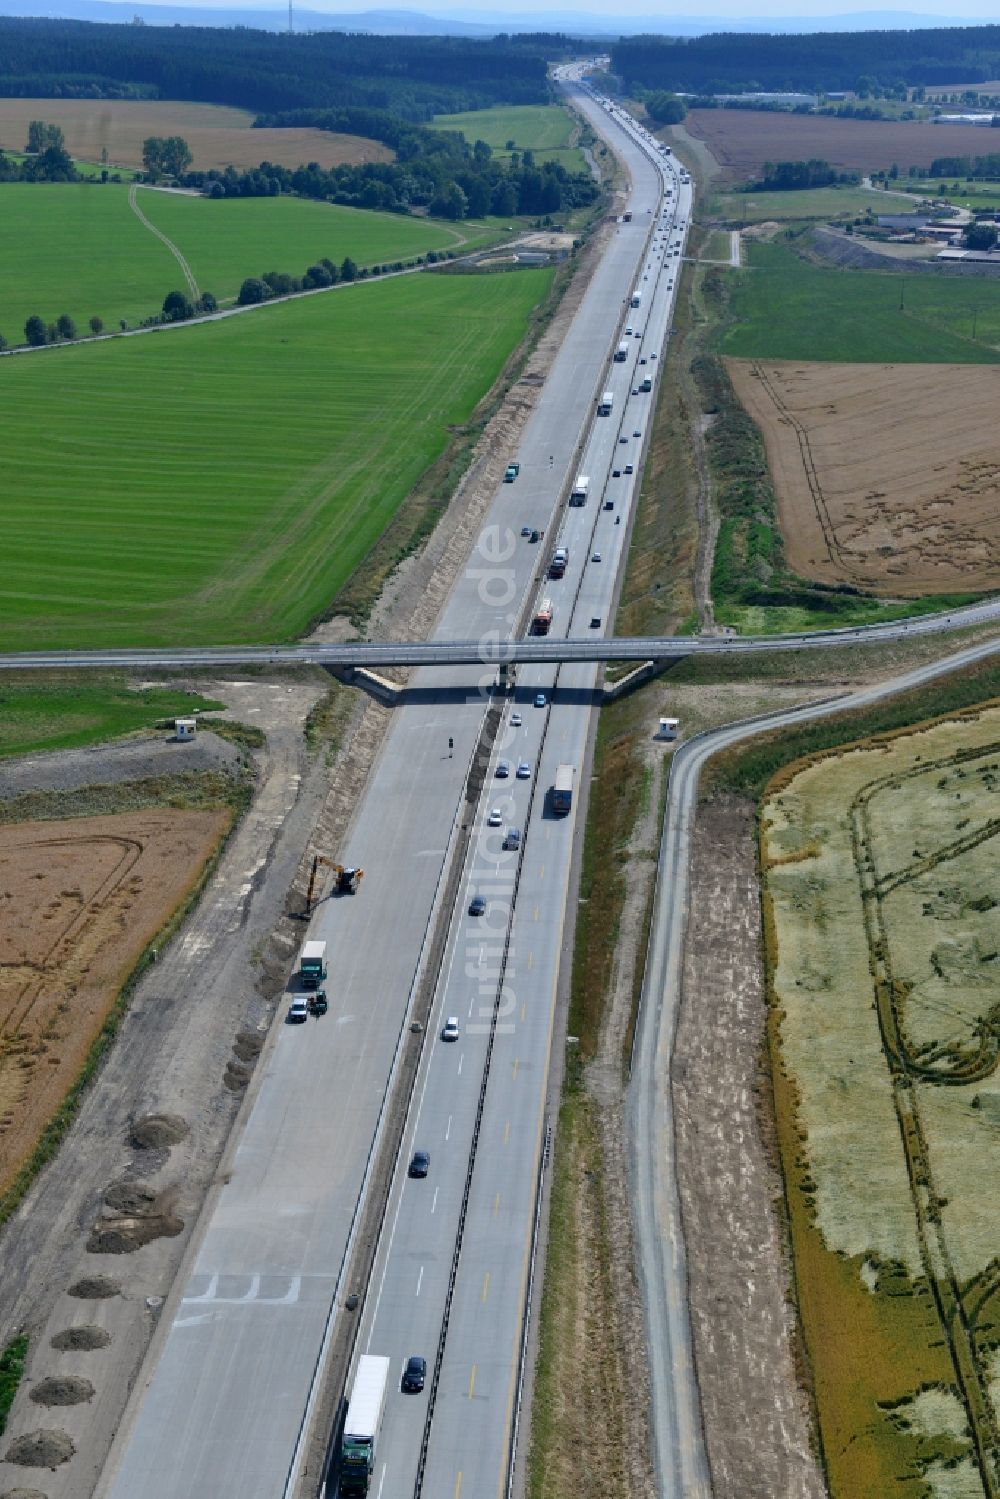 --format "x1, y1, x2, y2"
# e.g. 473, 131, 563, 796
0, 808, 230, 1194
728, 359, 1000, 596
0, 98, 391, 172
763, 705, 1000, 1499
685, 107, 986, 180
